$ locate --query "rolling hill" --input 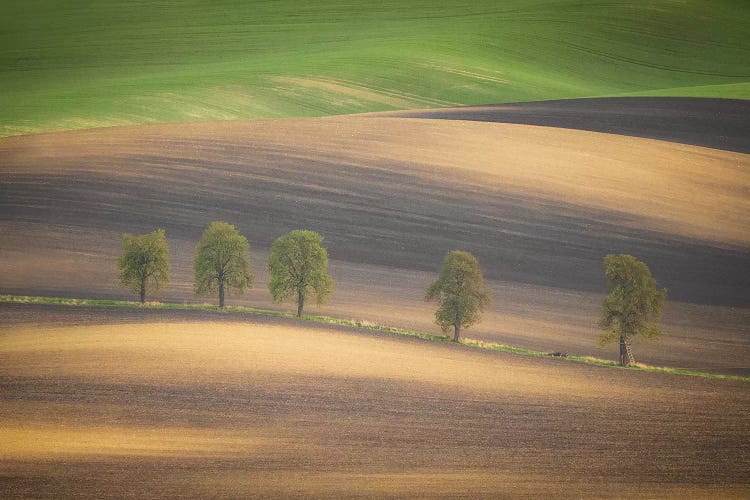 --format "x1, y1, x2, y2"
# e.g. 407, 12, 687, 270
1, 114, 748, 373
3, 3, 749, 497
2, 0, 750, 136
389, 97, 750, 153
1, 305, 748, 497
